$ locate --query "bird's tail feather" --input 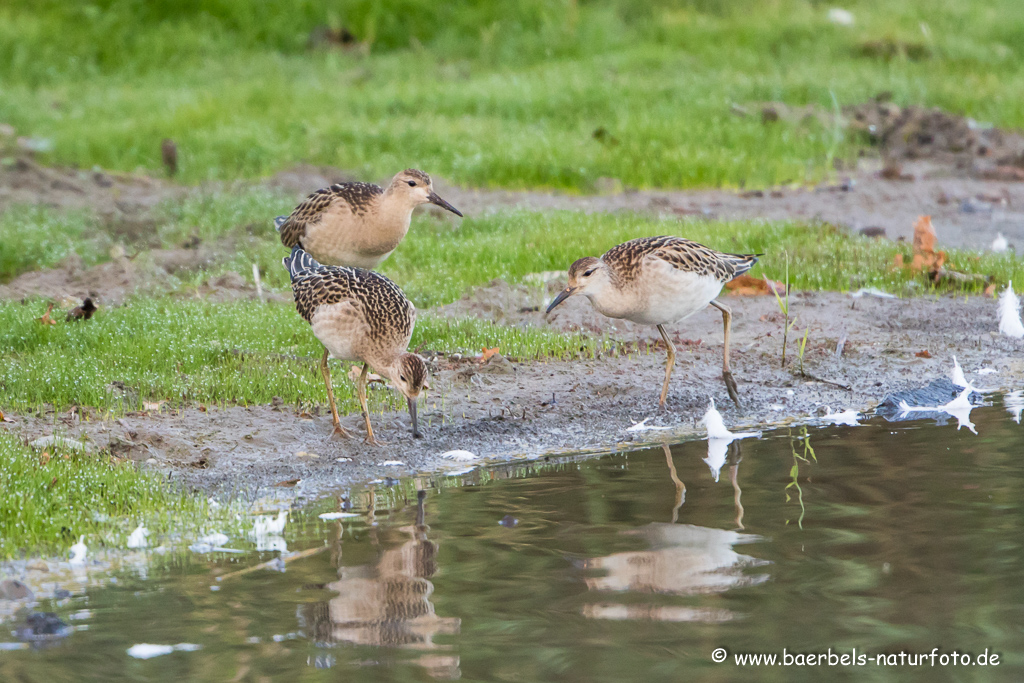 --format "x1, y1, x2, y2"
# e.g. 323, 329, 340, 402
728, 253, 761, 278
283, 246, 321, 282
